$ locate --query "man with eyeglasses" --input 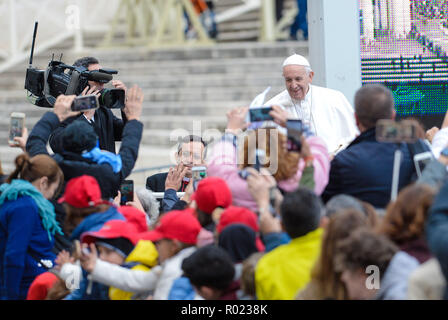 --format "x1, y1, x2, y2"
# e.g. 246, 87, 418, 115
146, 135, 207, 194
